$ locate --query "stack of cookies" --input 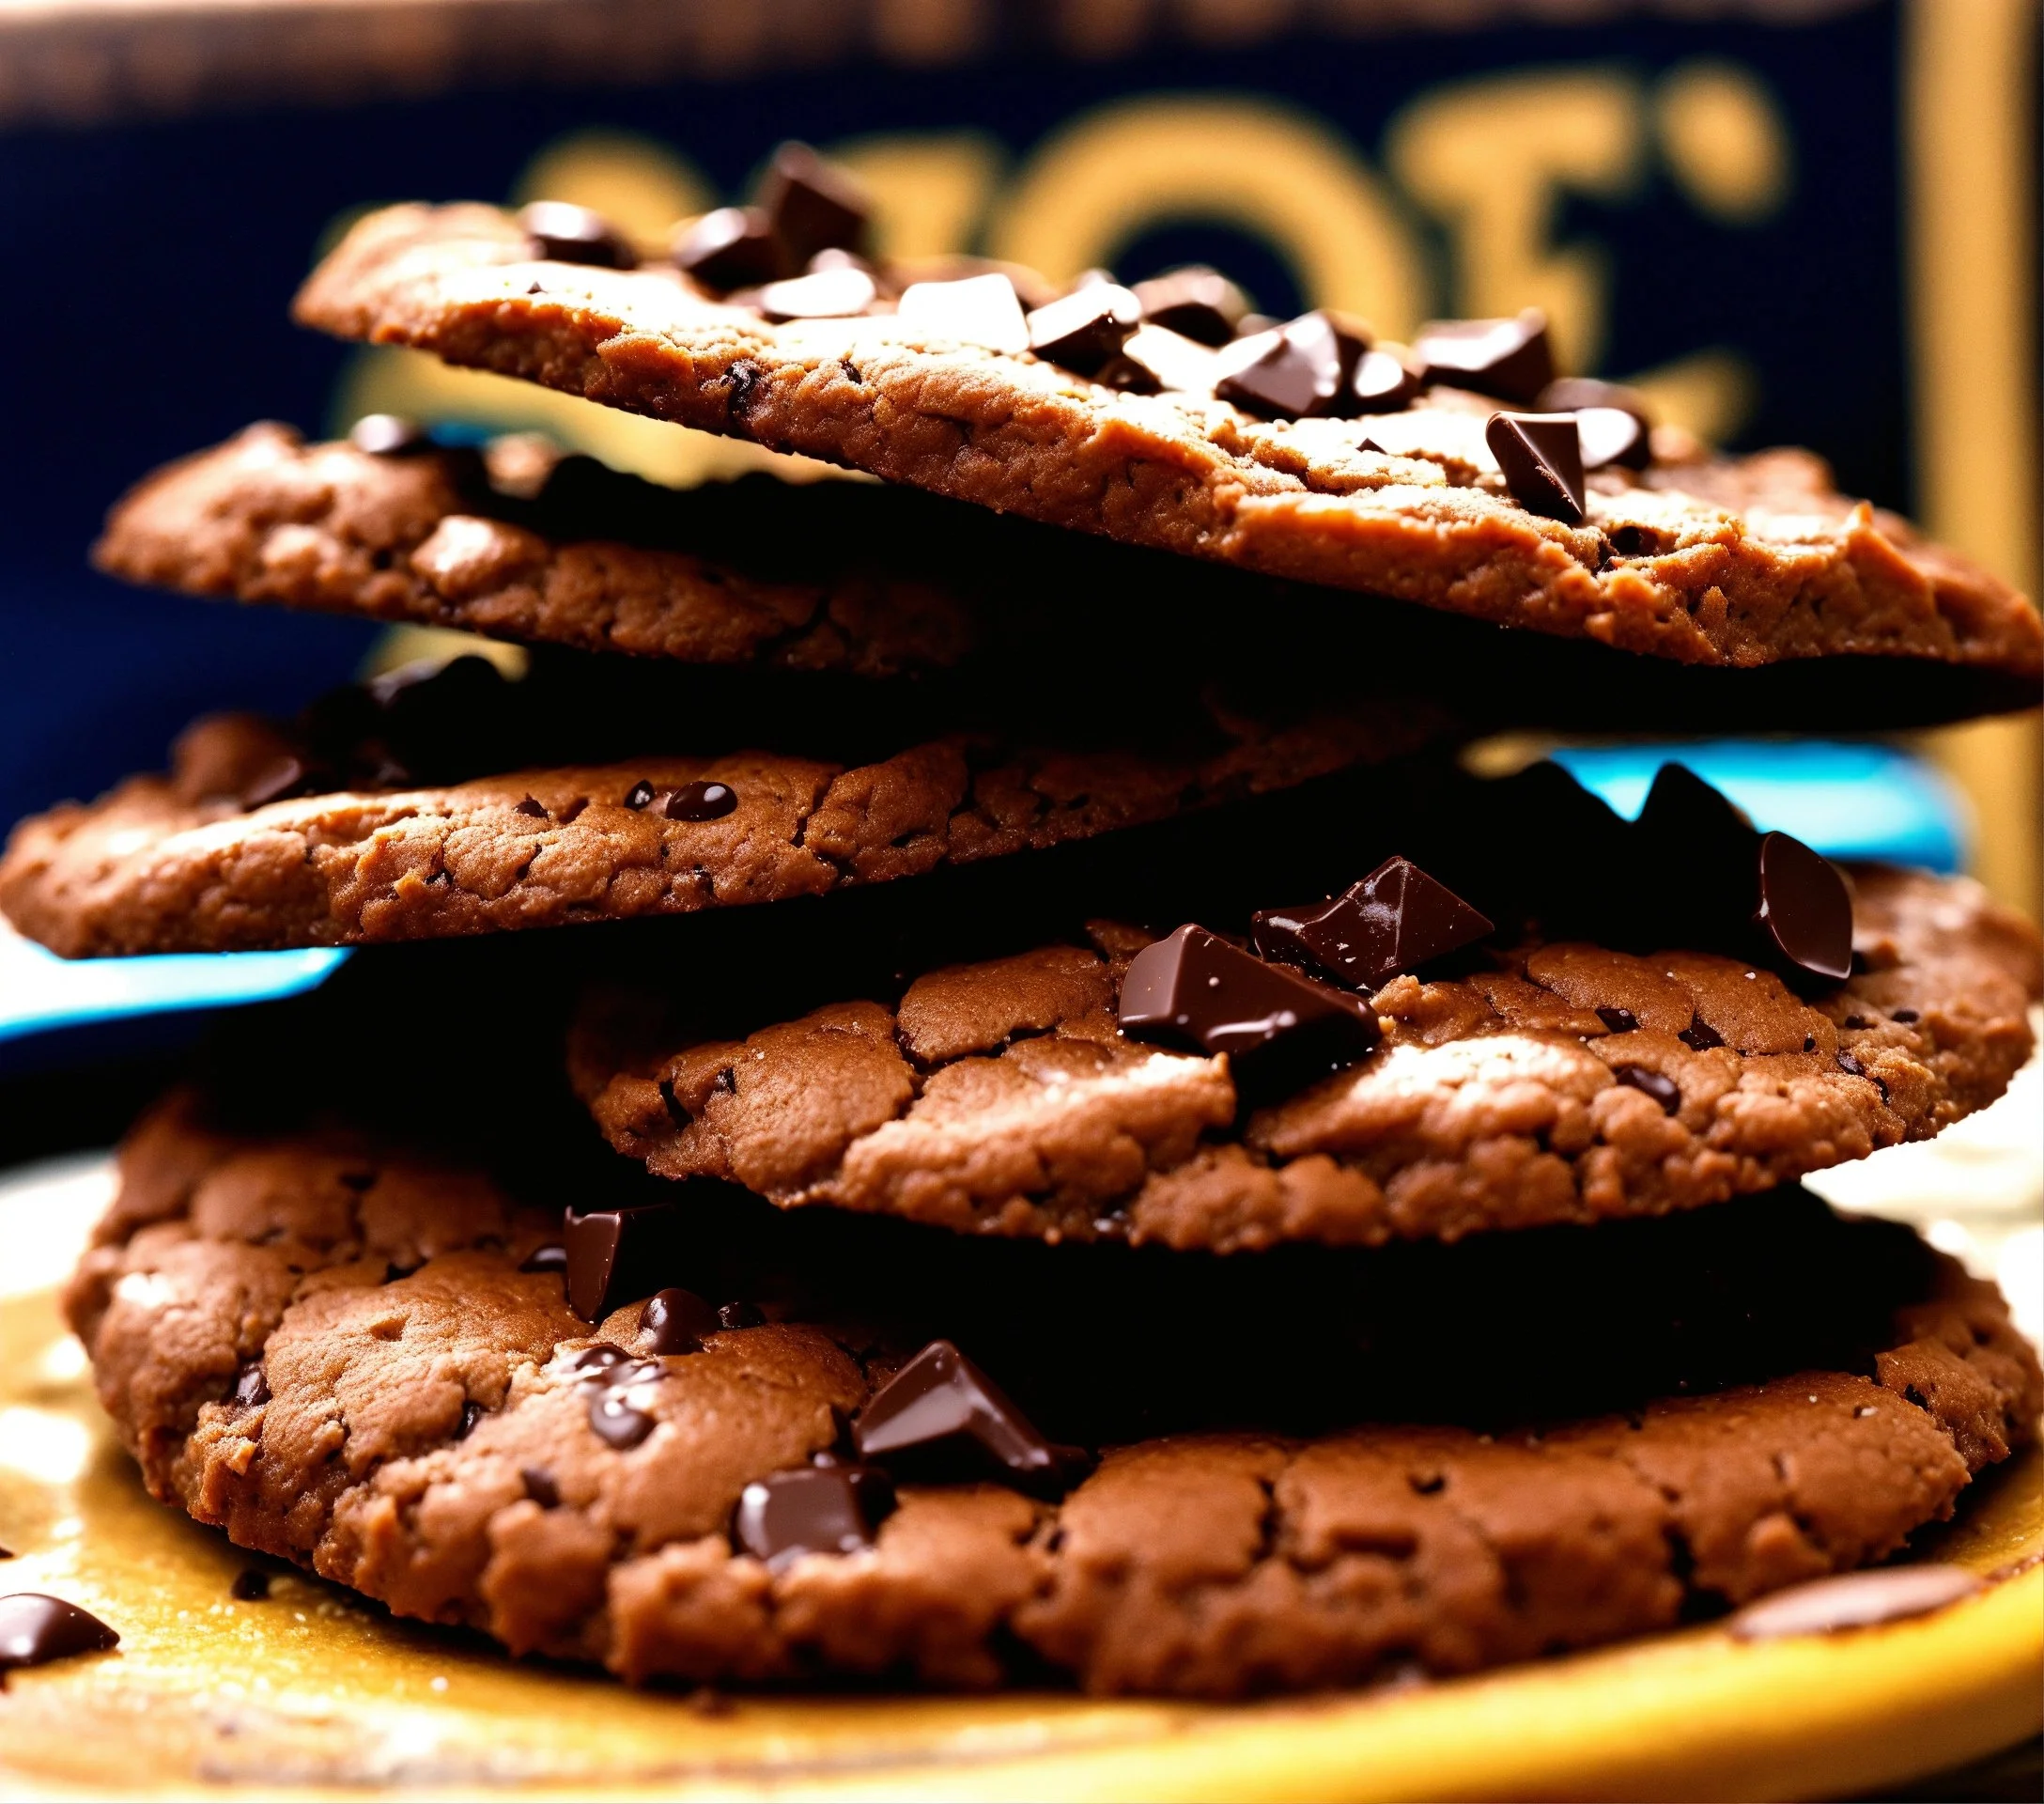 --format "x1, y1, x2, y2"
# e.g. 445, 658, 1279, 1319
9, 143, 2042, 1699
